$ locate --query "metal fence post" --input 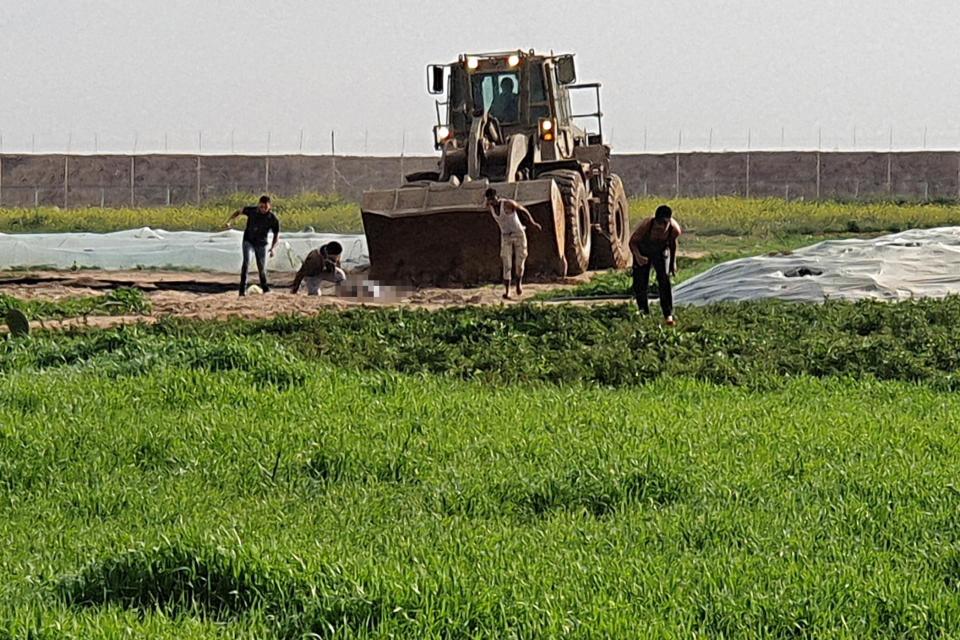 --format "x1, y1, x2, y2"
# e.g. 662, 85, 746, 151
887, 128, 893, 197
886, 153, 892, 195
746, 154, 751, 198
397, 130, 404, 189
675, 153, 680, 197
331, 130, 338, 193
815, 152, 821, 200
64, 156, 69, 208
